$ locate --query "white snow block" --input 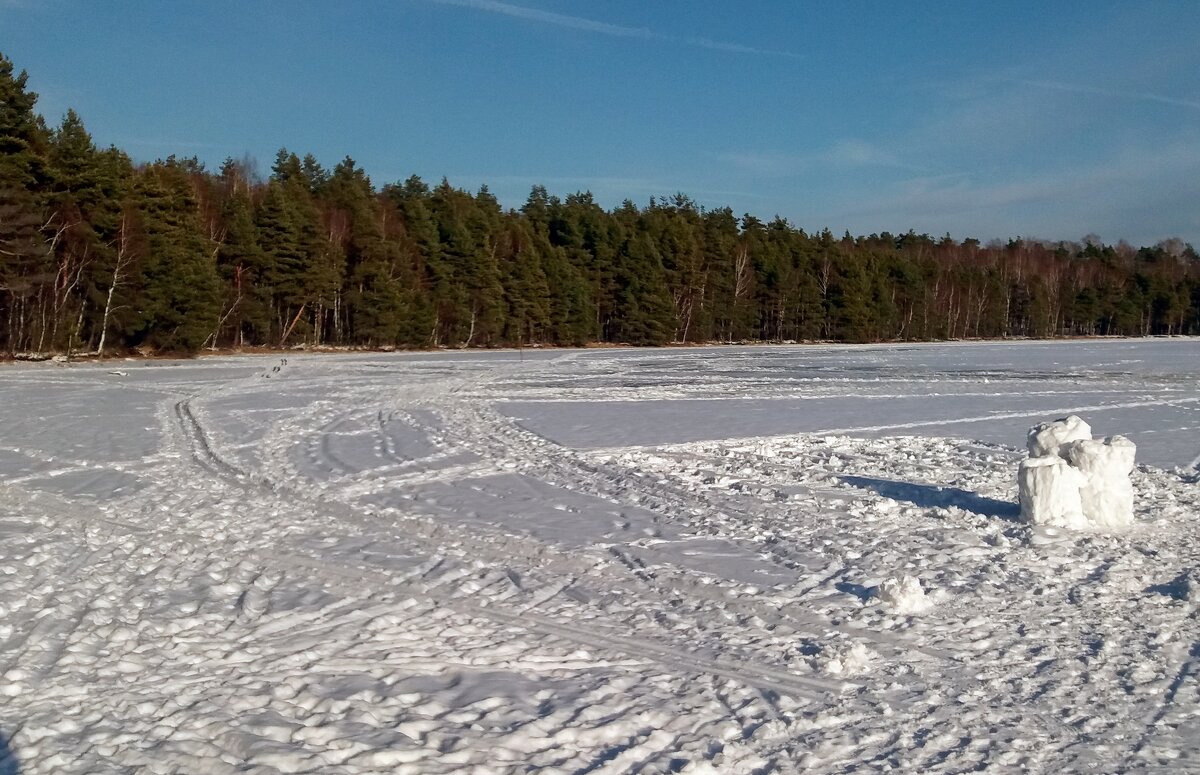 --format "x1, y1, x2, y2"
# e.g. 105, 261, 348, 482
1027, 415, 1092, 458
1062, 436, 1137, 529
1018, 455, 1088, 528
877, 575, 932, 614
